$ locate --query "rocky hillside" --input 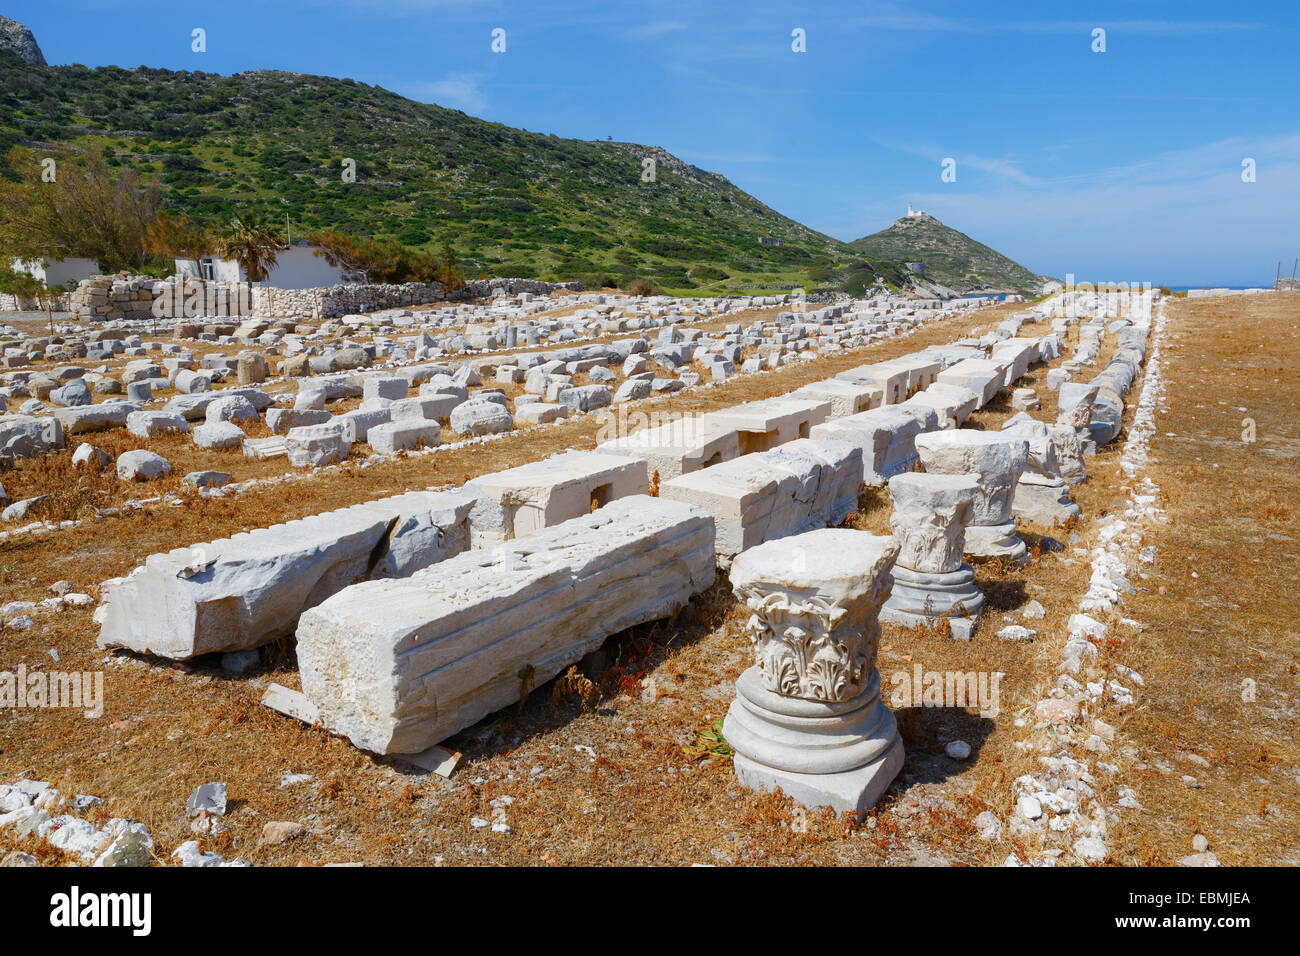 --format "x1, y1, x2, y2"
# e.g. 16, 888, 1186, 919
0, 19, 1041, 297
0, 15, 44, 65
0, 51, 858, 292
849, 213, 1041, 293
